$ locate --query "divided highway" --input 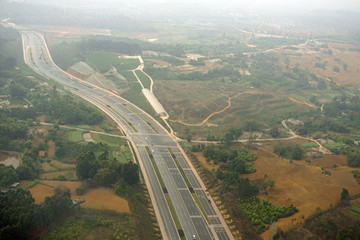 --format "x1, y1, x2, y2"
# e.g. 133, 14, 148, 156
21, 31, 233, 240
